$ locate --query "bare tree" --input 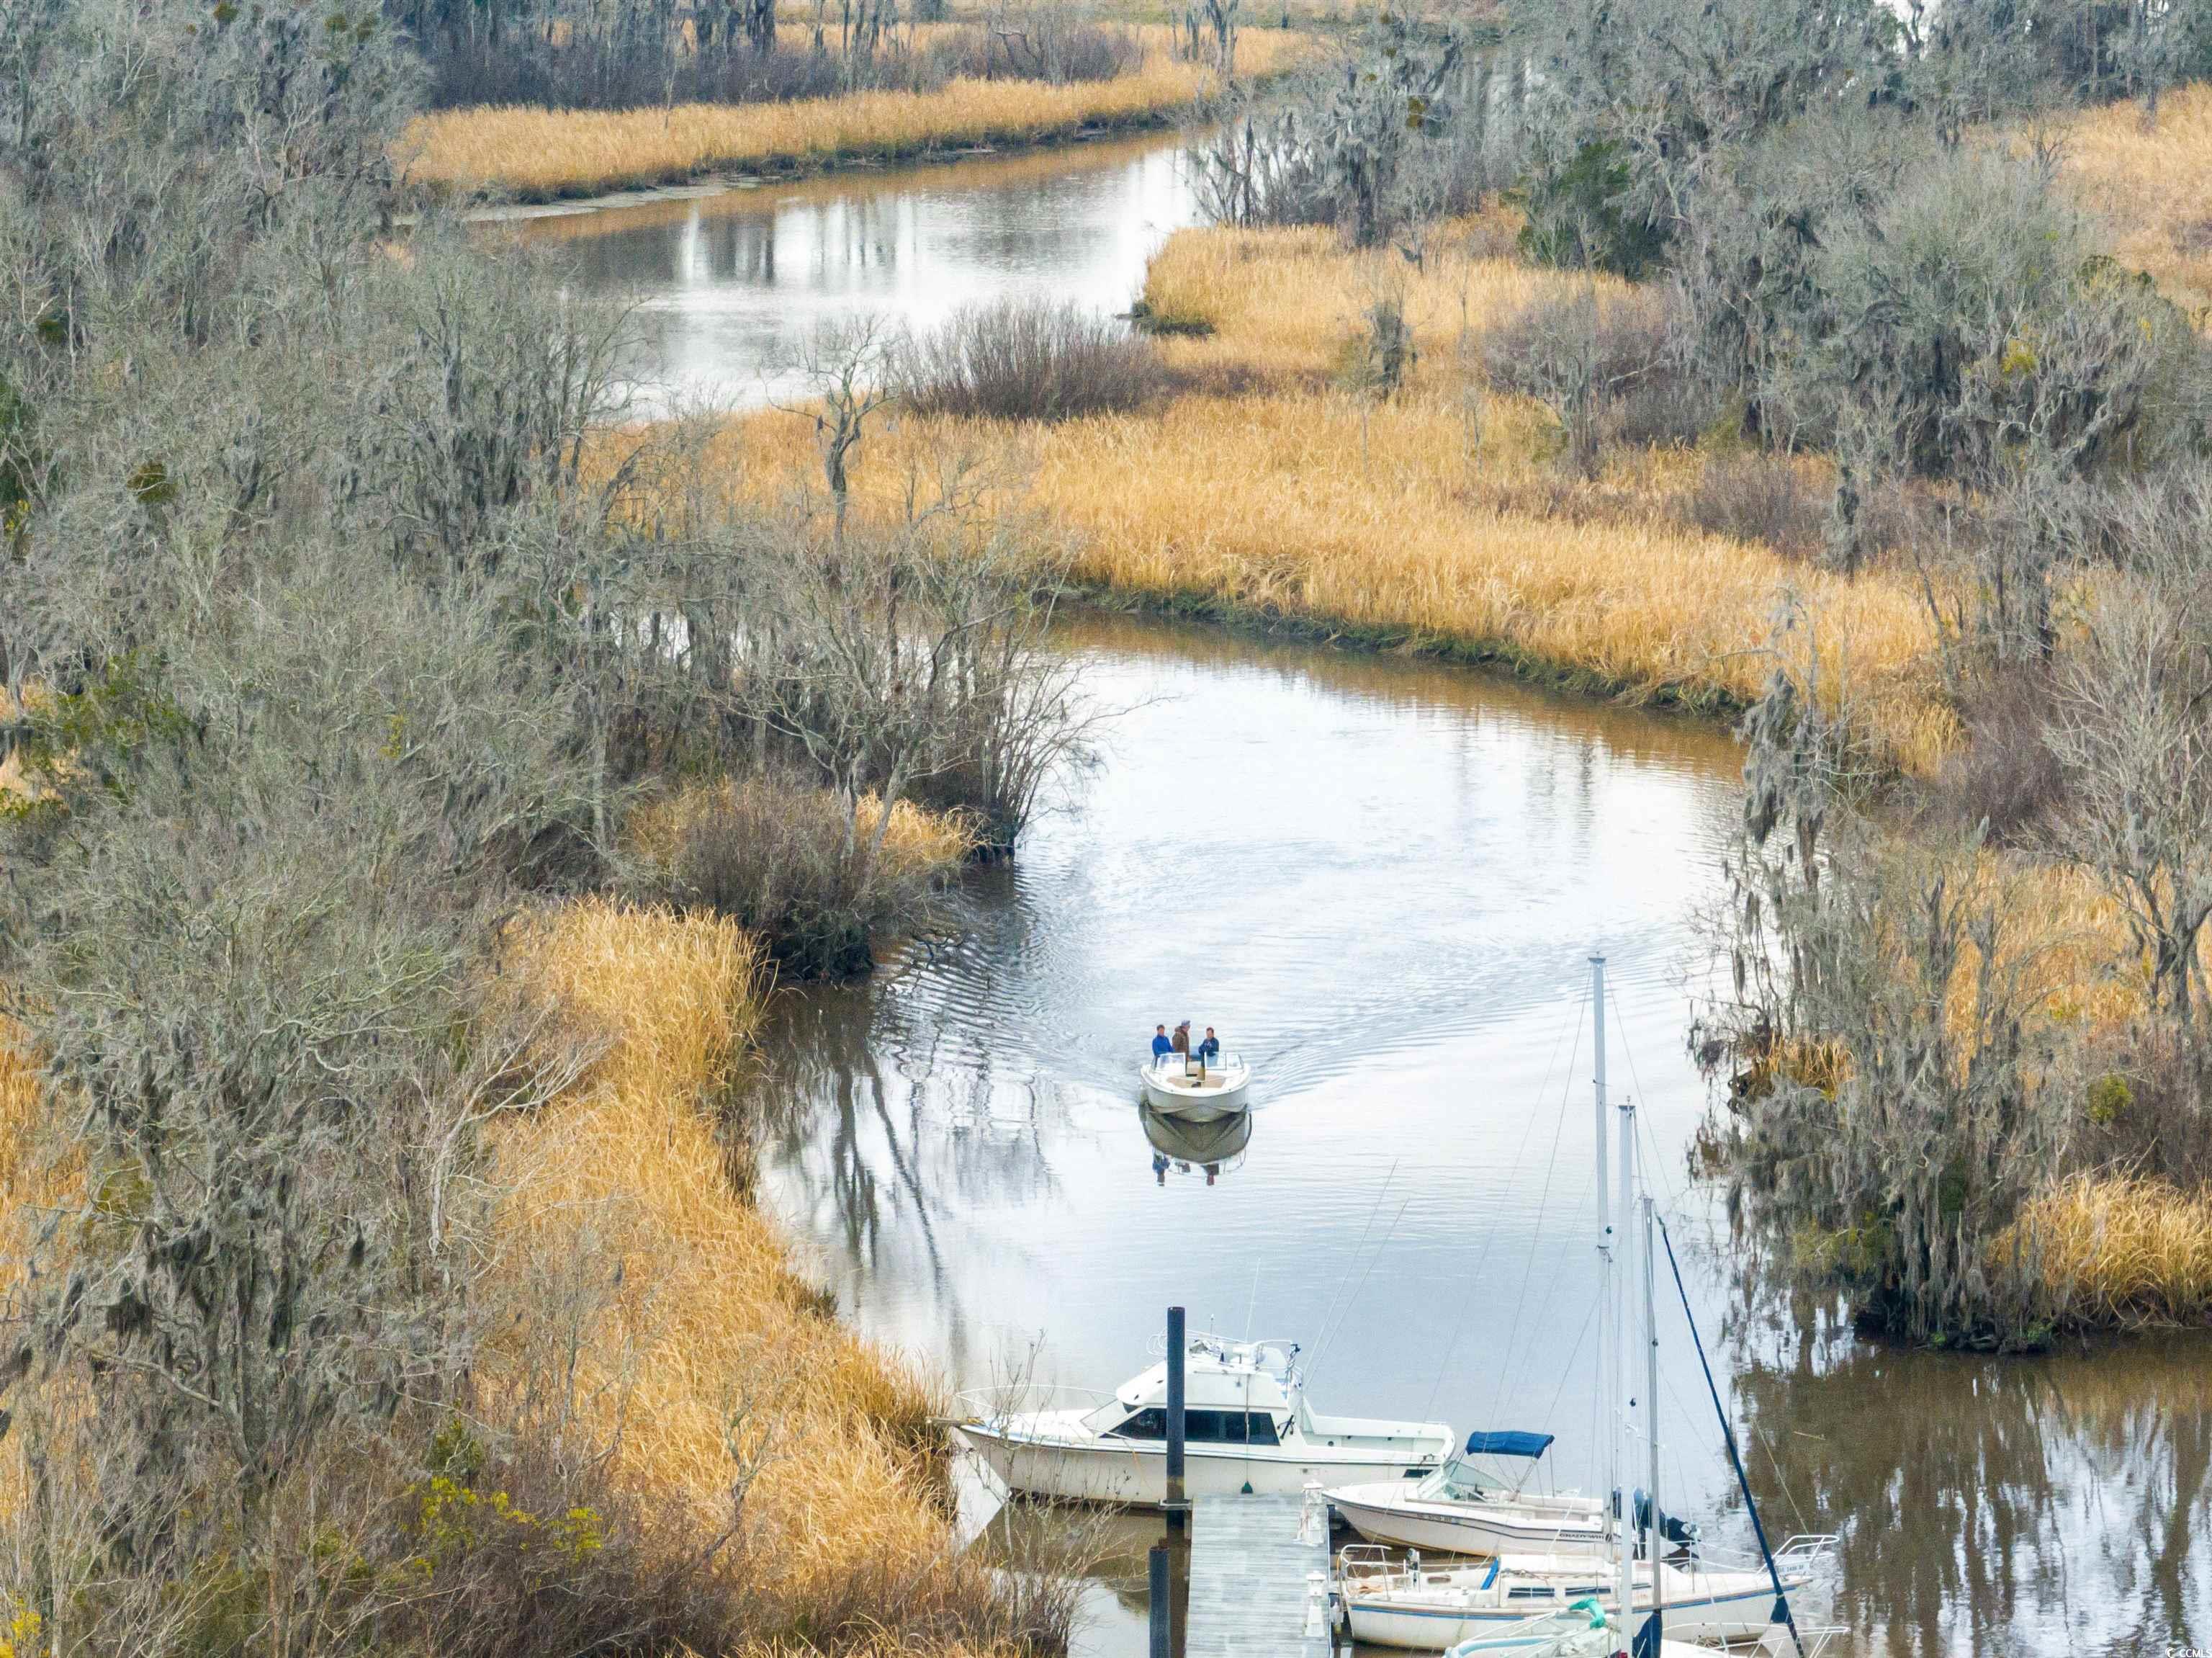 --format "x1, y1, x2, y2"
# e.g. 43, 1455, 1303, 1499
785, 315, 899, 539
2046, 563, 2212, 1035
